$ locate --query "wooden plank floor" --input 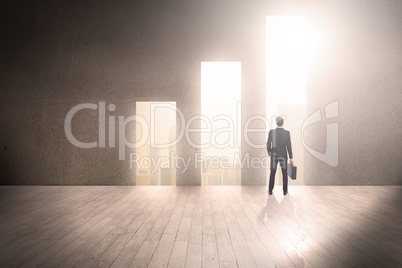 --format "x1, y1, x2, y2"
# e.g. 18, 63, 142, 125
0, 186, 401, 268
